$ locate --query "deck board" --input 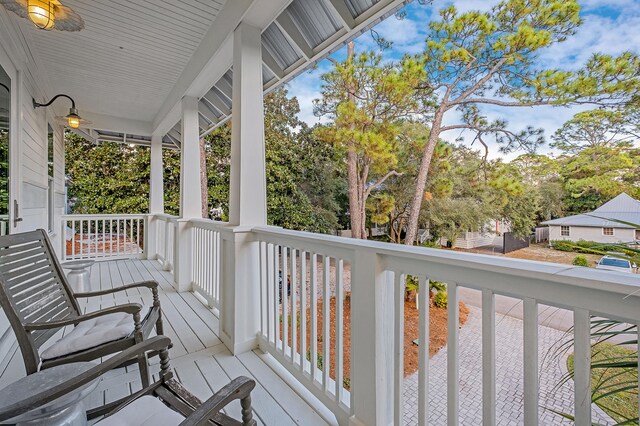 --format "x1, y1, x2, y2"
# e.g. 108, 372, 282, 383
61, 259, 327, 425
